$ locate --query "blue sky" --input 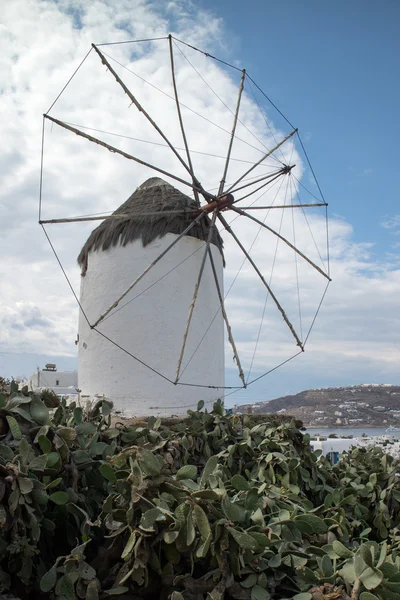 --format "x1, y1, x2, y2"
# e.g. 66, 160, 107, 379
216, 0, 400, 403
1, 0, 399, 407
197, 0, 400, 250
